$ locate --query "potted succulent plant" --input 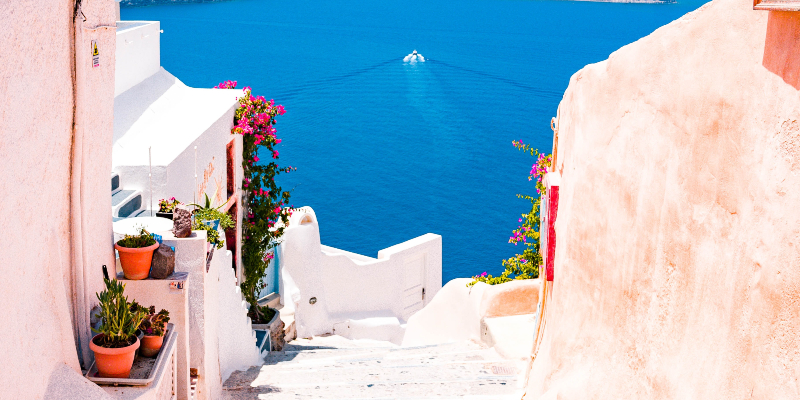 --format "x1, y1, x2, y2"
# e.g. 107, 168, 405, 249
133, 305, 170, 358
115, 227, 159, 280
90, 279, 147, 378
156, 197, 181, 220
190, 193, 234, 232
190, 194, 234, 256
192, 221, 226, 250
